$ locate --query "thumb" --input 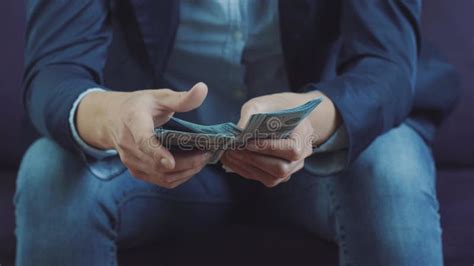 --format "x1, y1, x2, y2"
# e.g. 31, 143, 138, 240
237, 113, 251, 130
237, 101, 258, 129
156, 82, 208, 113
